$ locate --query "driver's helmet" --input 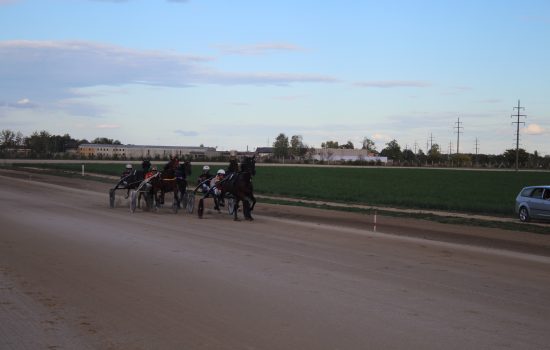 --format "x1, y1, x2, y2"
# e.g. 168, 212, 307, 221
125, 164, 133, 169
202, 165, 210, 173
151, 166, 157, 171
217, 169, 225, 176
